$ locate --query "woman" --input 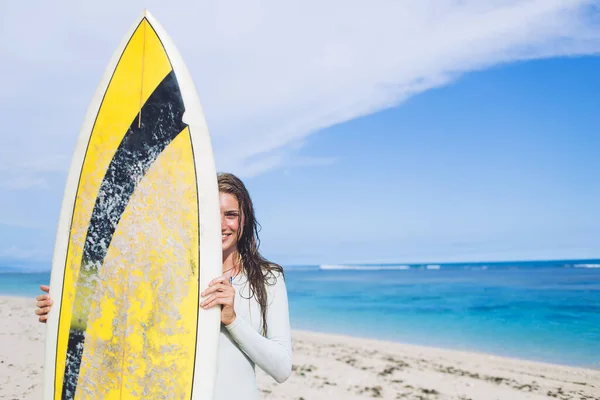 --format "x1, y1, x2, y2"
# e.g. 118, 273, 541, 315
35, 172, 292, 399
